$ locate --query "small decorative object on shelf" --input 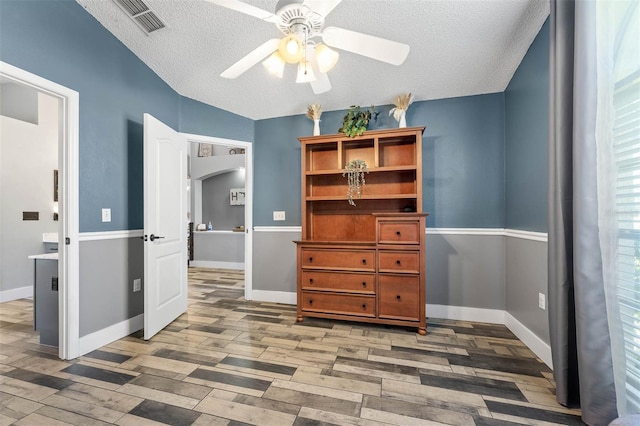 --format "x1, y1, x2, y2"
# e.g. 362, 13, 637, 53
389, 93, 414, 128
343, 159, 369, 206
339, 105, 378, 137
306, 103, 322, 136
